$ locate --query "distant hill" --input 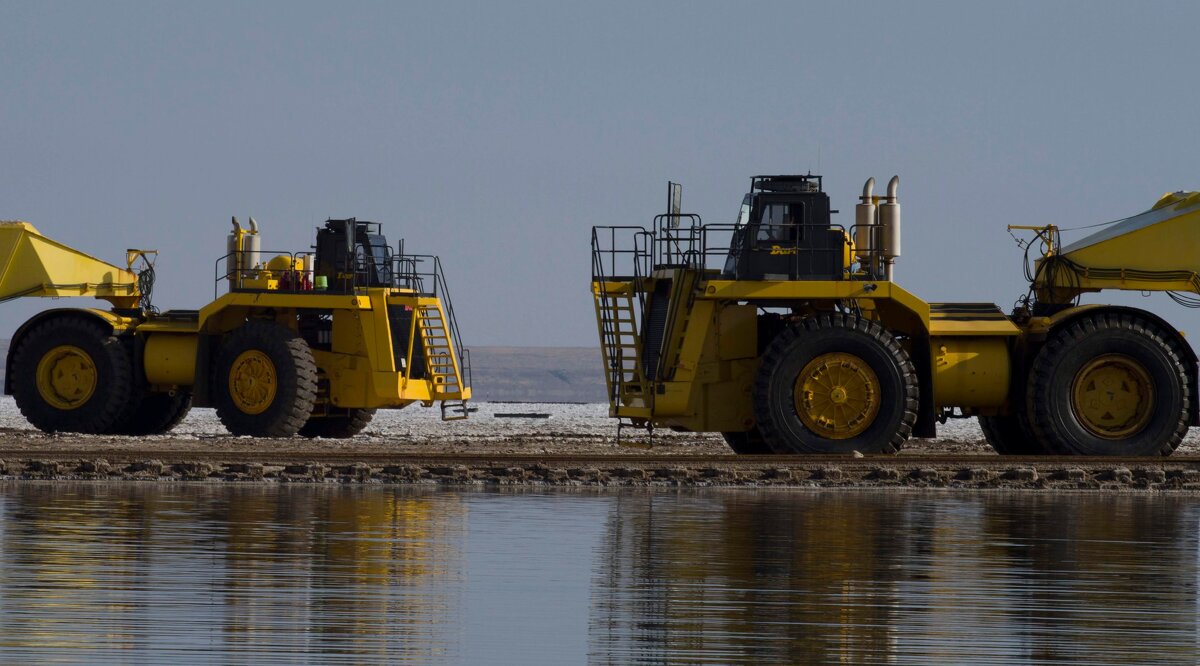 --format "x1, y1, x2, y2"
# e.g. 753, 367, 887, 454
466, 346, 606, 403
0, 340, 606, 404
